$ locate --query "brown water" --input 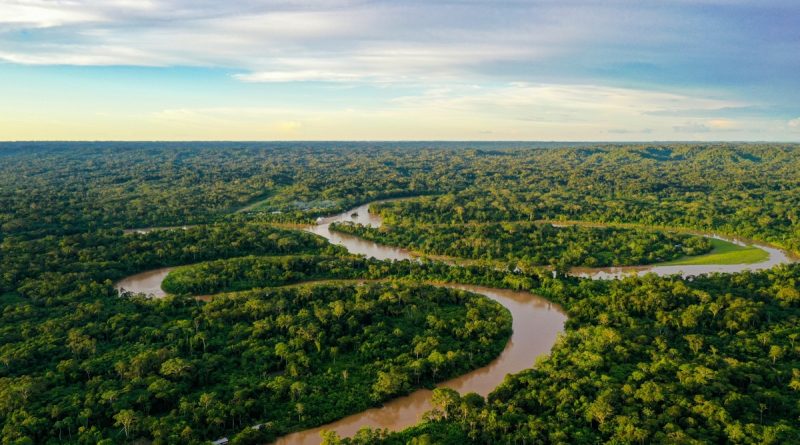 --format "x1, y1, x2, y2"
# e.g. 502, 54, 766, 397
115, 267, 172, 298
113, 200, 796, 445
271, 204, 567, 444
567, 234, 796, 280
113, 201, 568, 444
274, 283, 564, 445
304, 202, 415, 261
